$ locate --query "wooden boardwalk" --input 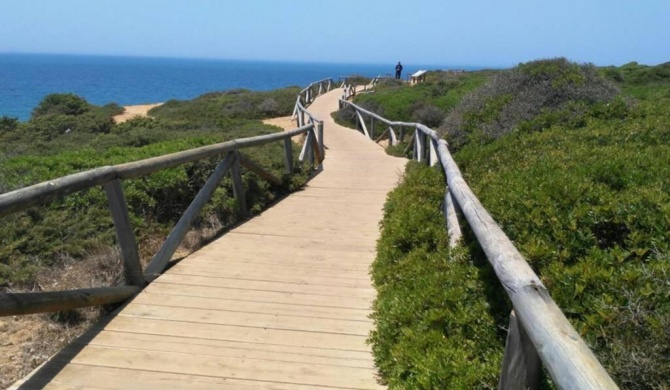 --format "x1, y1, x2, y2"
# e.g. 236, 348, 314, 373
14, 89, 407, 389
